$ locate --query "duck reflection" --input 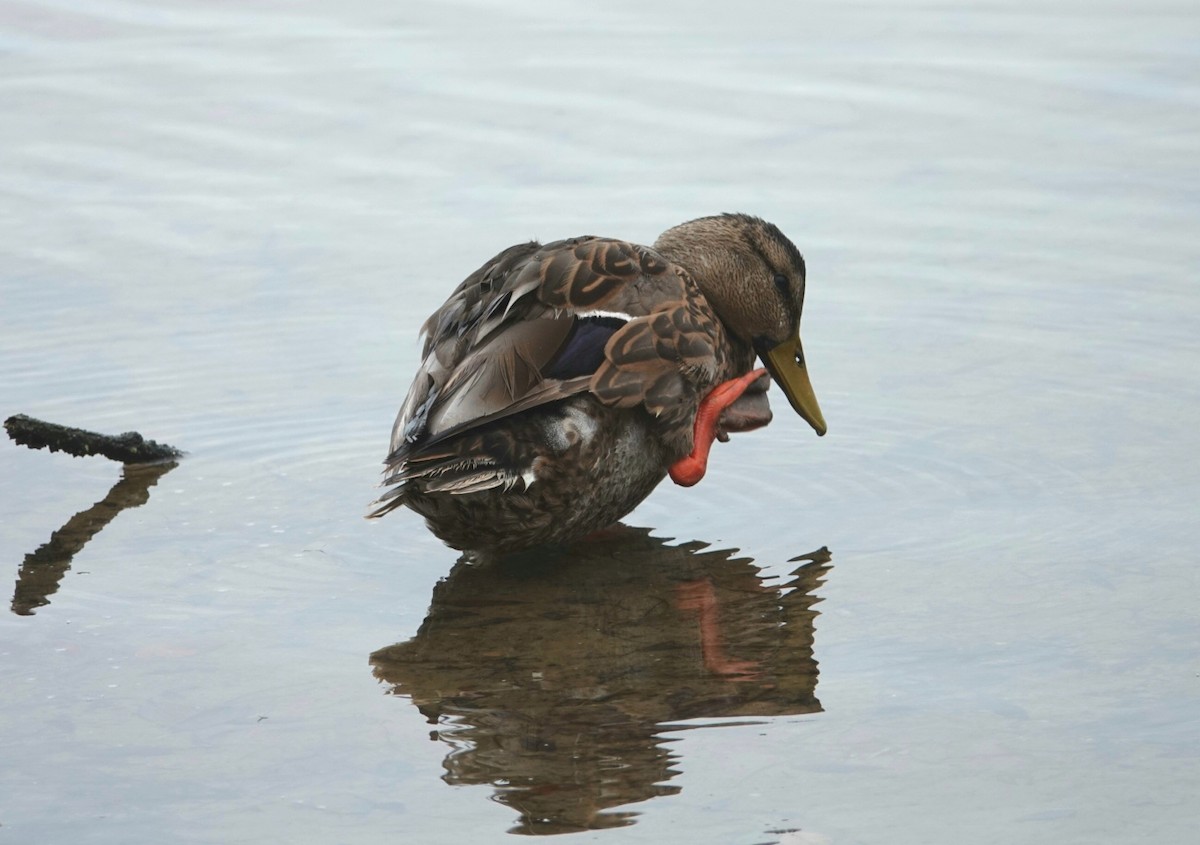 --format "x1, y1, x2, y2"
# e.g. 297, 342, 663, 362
370, 526, 831, 835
